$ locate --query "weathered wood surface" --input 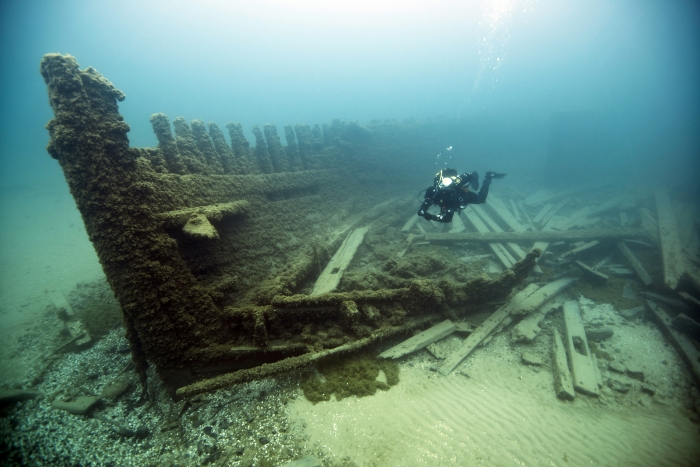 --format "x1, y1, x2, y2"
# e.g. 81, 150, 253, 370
563, 301, 599, 396
449, 211, 466, 233
533, 204, 553, 224
438, 284, 540, 375
478, 198, 542, 274
511, 295, 566, 342
312, 226, 368, 296
397, 234, 415, 258
379, 319, 456, 359
655, 189, 685, 290
462, 209, 515, 268
509, 199, 522, 222
552, 328, 576, 400
400, 214, 420, 233
560, 240, 601, 259
646, 300, 700, 386
616, 241, 652, 286
511, 277, 578, 316
542, 198, 570, 225
575, 261, 609, 285
487, 194, 528, 232
425, 227, 649, 244
472, 205, 540, 273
